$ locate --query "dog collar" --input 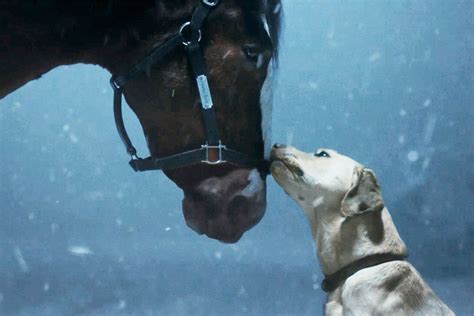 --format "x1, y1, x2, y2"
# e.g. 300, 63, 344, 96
321, 253, 408, 292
